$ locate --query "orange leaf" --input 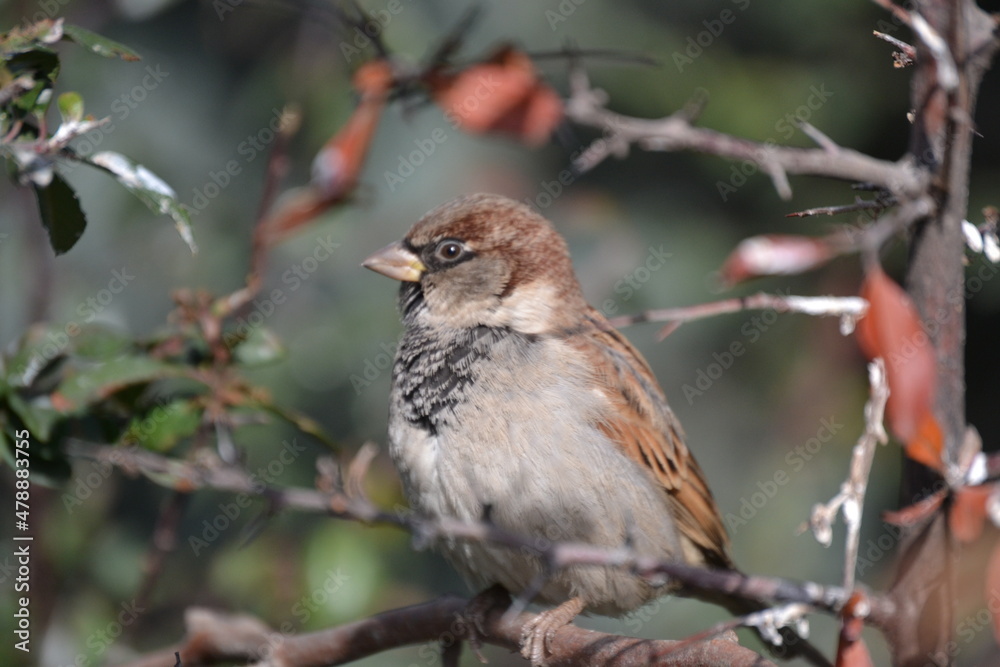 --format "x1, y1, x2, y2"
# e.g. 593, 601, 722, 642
986, 541, 1000, 644
486, 82, 563, 147
905, 412, 944, 472
719, 234, 834, 285
256, 187, 332, 248
352, 59, 395, 98
836, 628, 873, 667
428, 46, 563, 145
837, 595, 874, 667
950, 484, 992, 543
857, 264, 943, 470
310, 60, 392, 198
882, 487, 947, 526
258, 60, 393, 245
